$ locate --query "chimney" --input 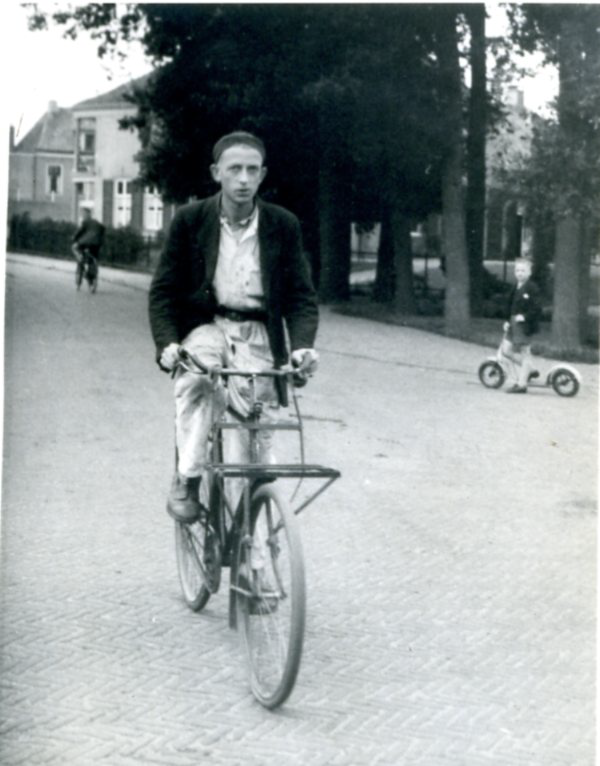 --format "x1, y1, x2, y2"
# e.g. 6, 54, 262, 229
9, 125, 15, 151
